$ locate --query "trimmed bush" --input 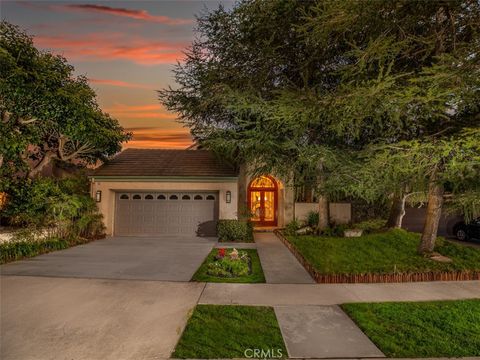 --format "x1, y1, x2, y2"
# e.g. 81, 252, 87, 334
217, 219, 254, 242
